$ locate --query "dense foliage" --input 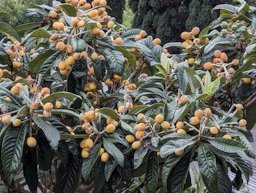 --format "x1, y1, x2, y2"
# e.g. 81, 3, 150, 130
0, 0, 255, 193
129, 0, 231, 44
